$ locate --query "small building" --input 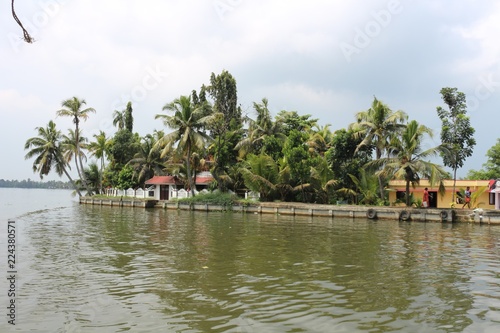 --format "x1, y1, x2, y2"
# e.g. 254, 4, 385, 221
145, 171, 214, 201
387, 179, 495, 209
